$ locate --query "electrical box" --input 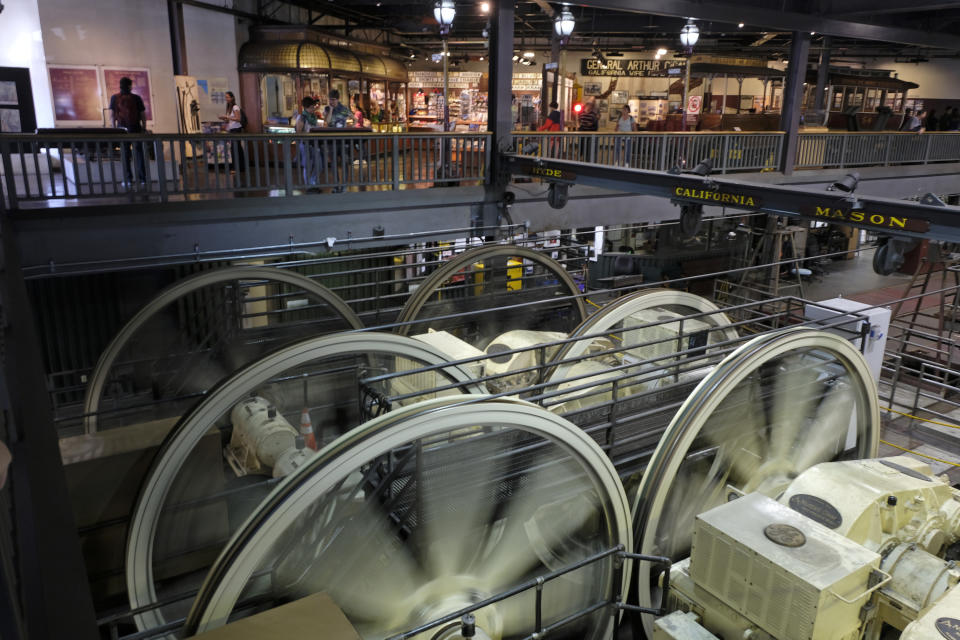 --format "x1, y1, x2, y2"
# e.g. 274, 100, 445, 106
653, 611, 719, 639
805, 297, 890, 384
690, 492, 881, 640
